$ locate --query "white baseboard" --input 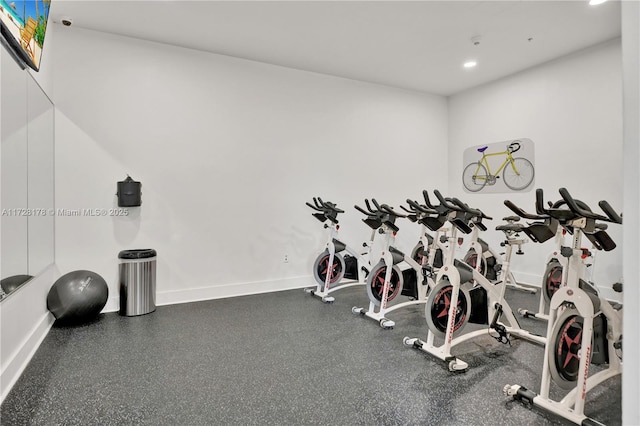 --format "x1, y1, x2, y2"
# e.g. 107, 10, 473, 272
102, 275, 314, 313
157, 275, 313, 306
0, 312, 55, 403
103, 297, 120, 313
